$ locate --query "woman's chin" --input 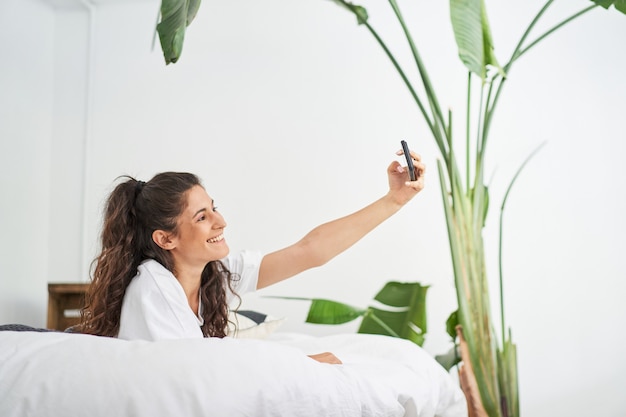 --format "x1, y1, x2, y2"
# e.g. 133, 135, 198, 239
214, 243, 230, 260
